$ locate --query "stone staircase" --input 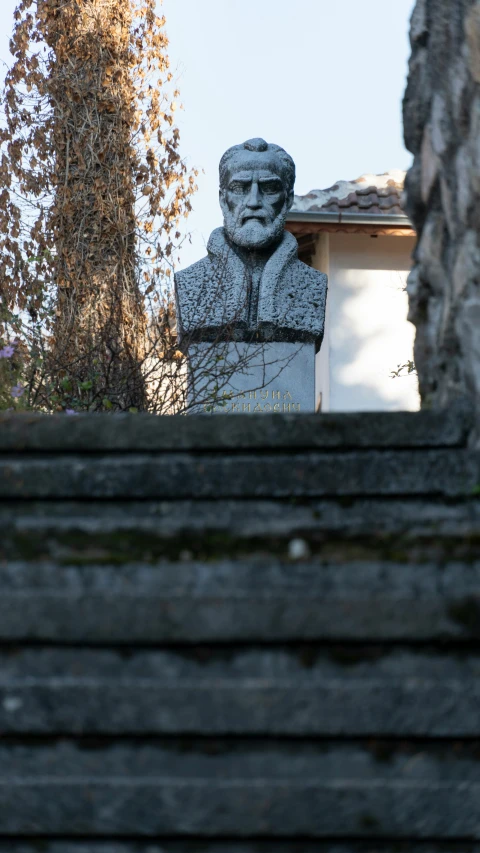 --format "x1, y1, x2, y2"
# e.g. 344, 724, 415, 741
0, 408, 480, 851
